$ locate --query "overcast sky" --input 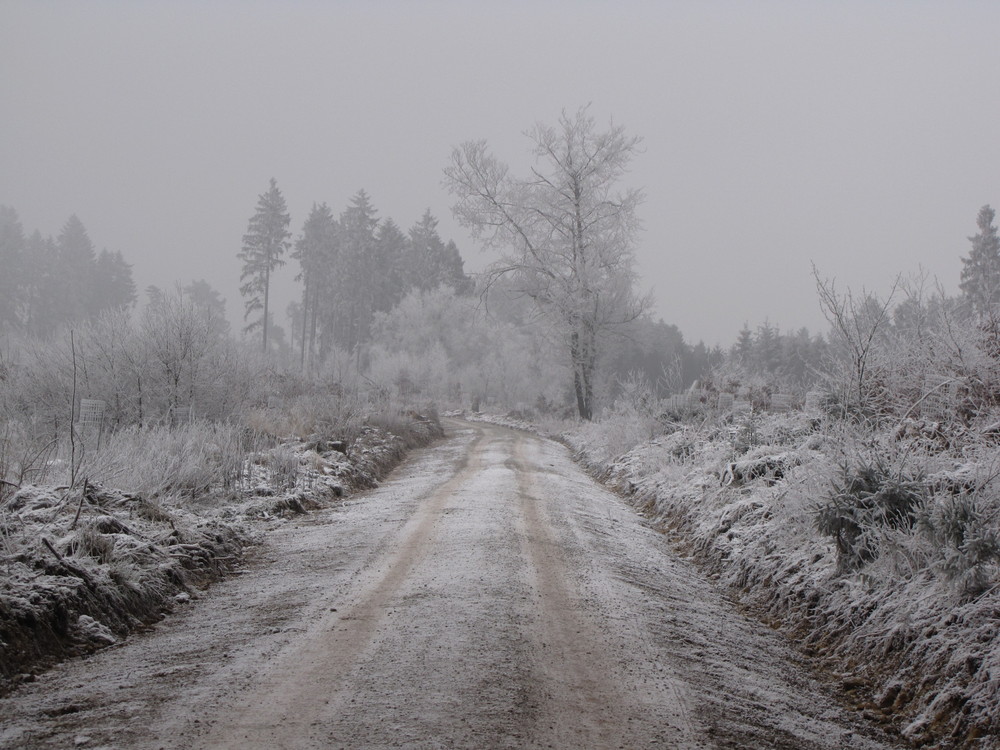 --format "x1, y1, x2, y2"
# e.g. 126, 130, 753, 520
2, 1, 999, 346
